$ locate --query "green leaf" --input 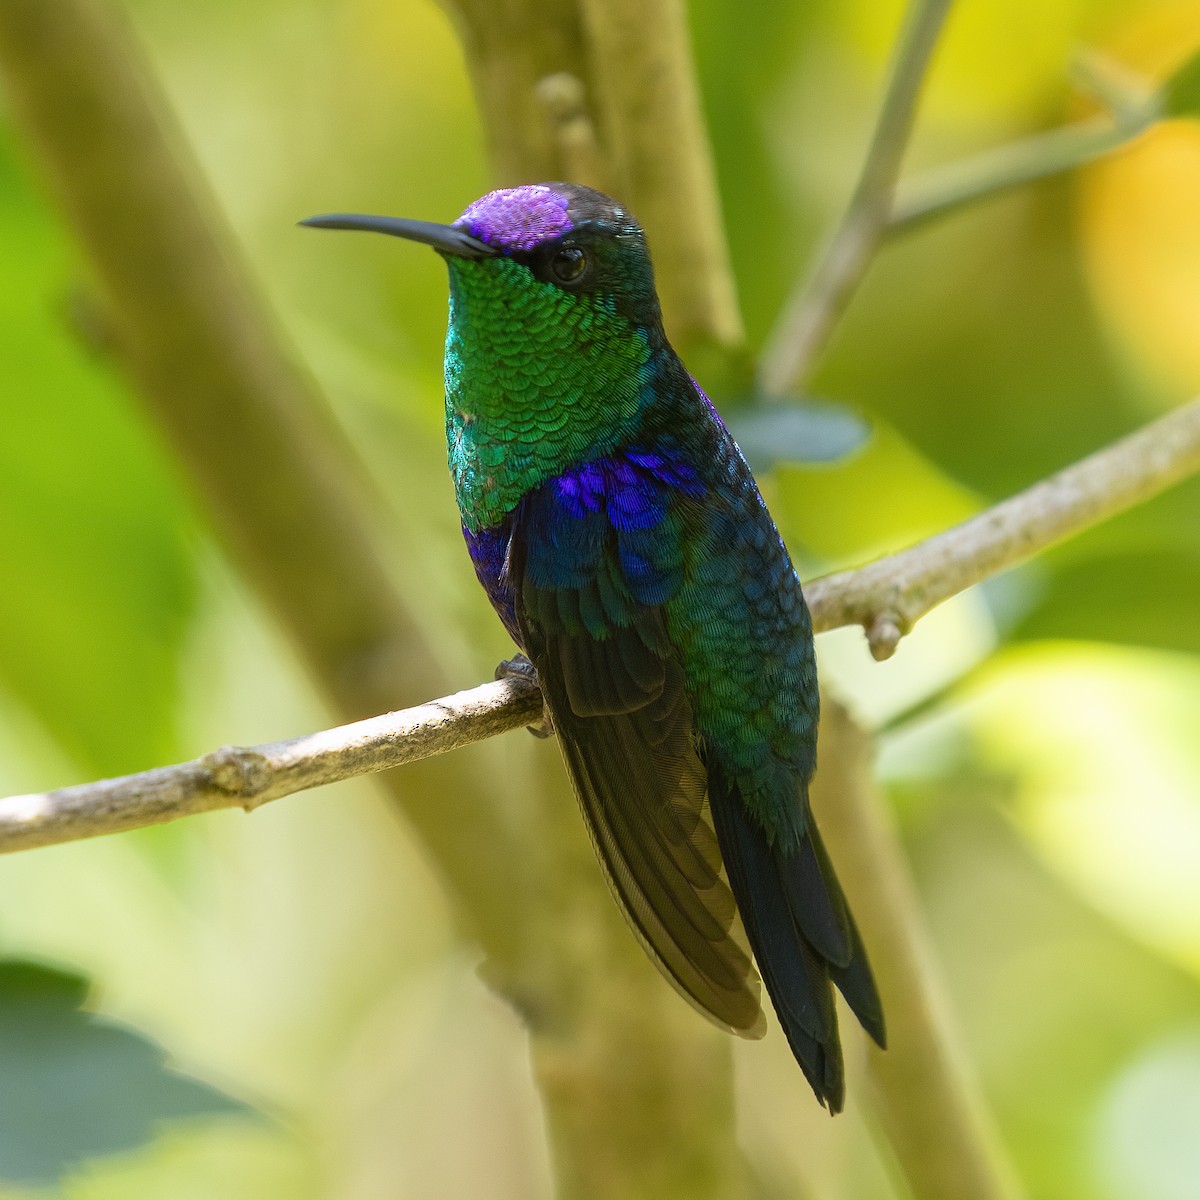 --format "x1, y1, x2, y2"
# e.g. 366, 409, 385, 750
771, 417, 979, 563
0, 959, 255, 1186
1162, 47, 1200, 118
1004, 548, 1200, 656
726, 397, 870, 472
